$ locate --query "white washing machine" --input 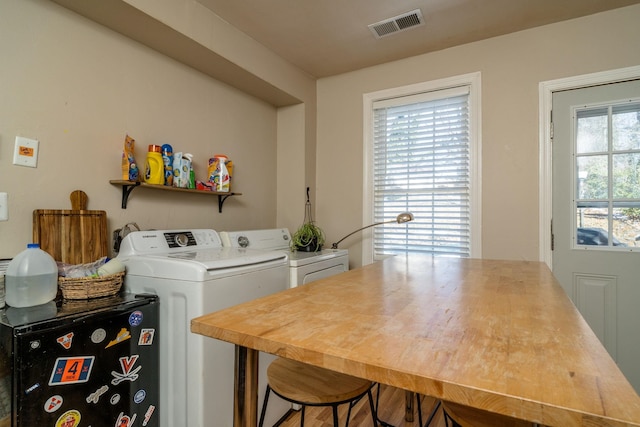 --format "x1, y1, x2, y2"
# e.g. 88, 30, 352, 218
116, 229, 290, 427
220, 228, 349, 287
